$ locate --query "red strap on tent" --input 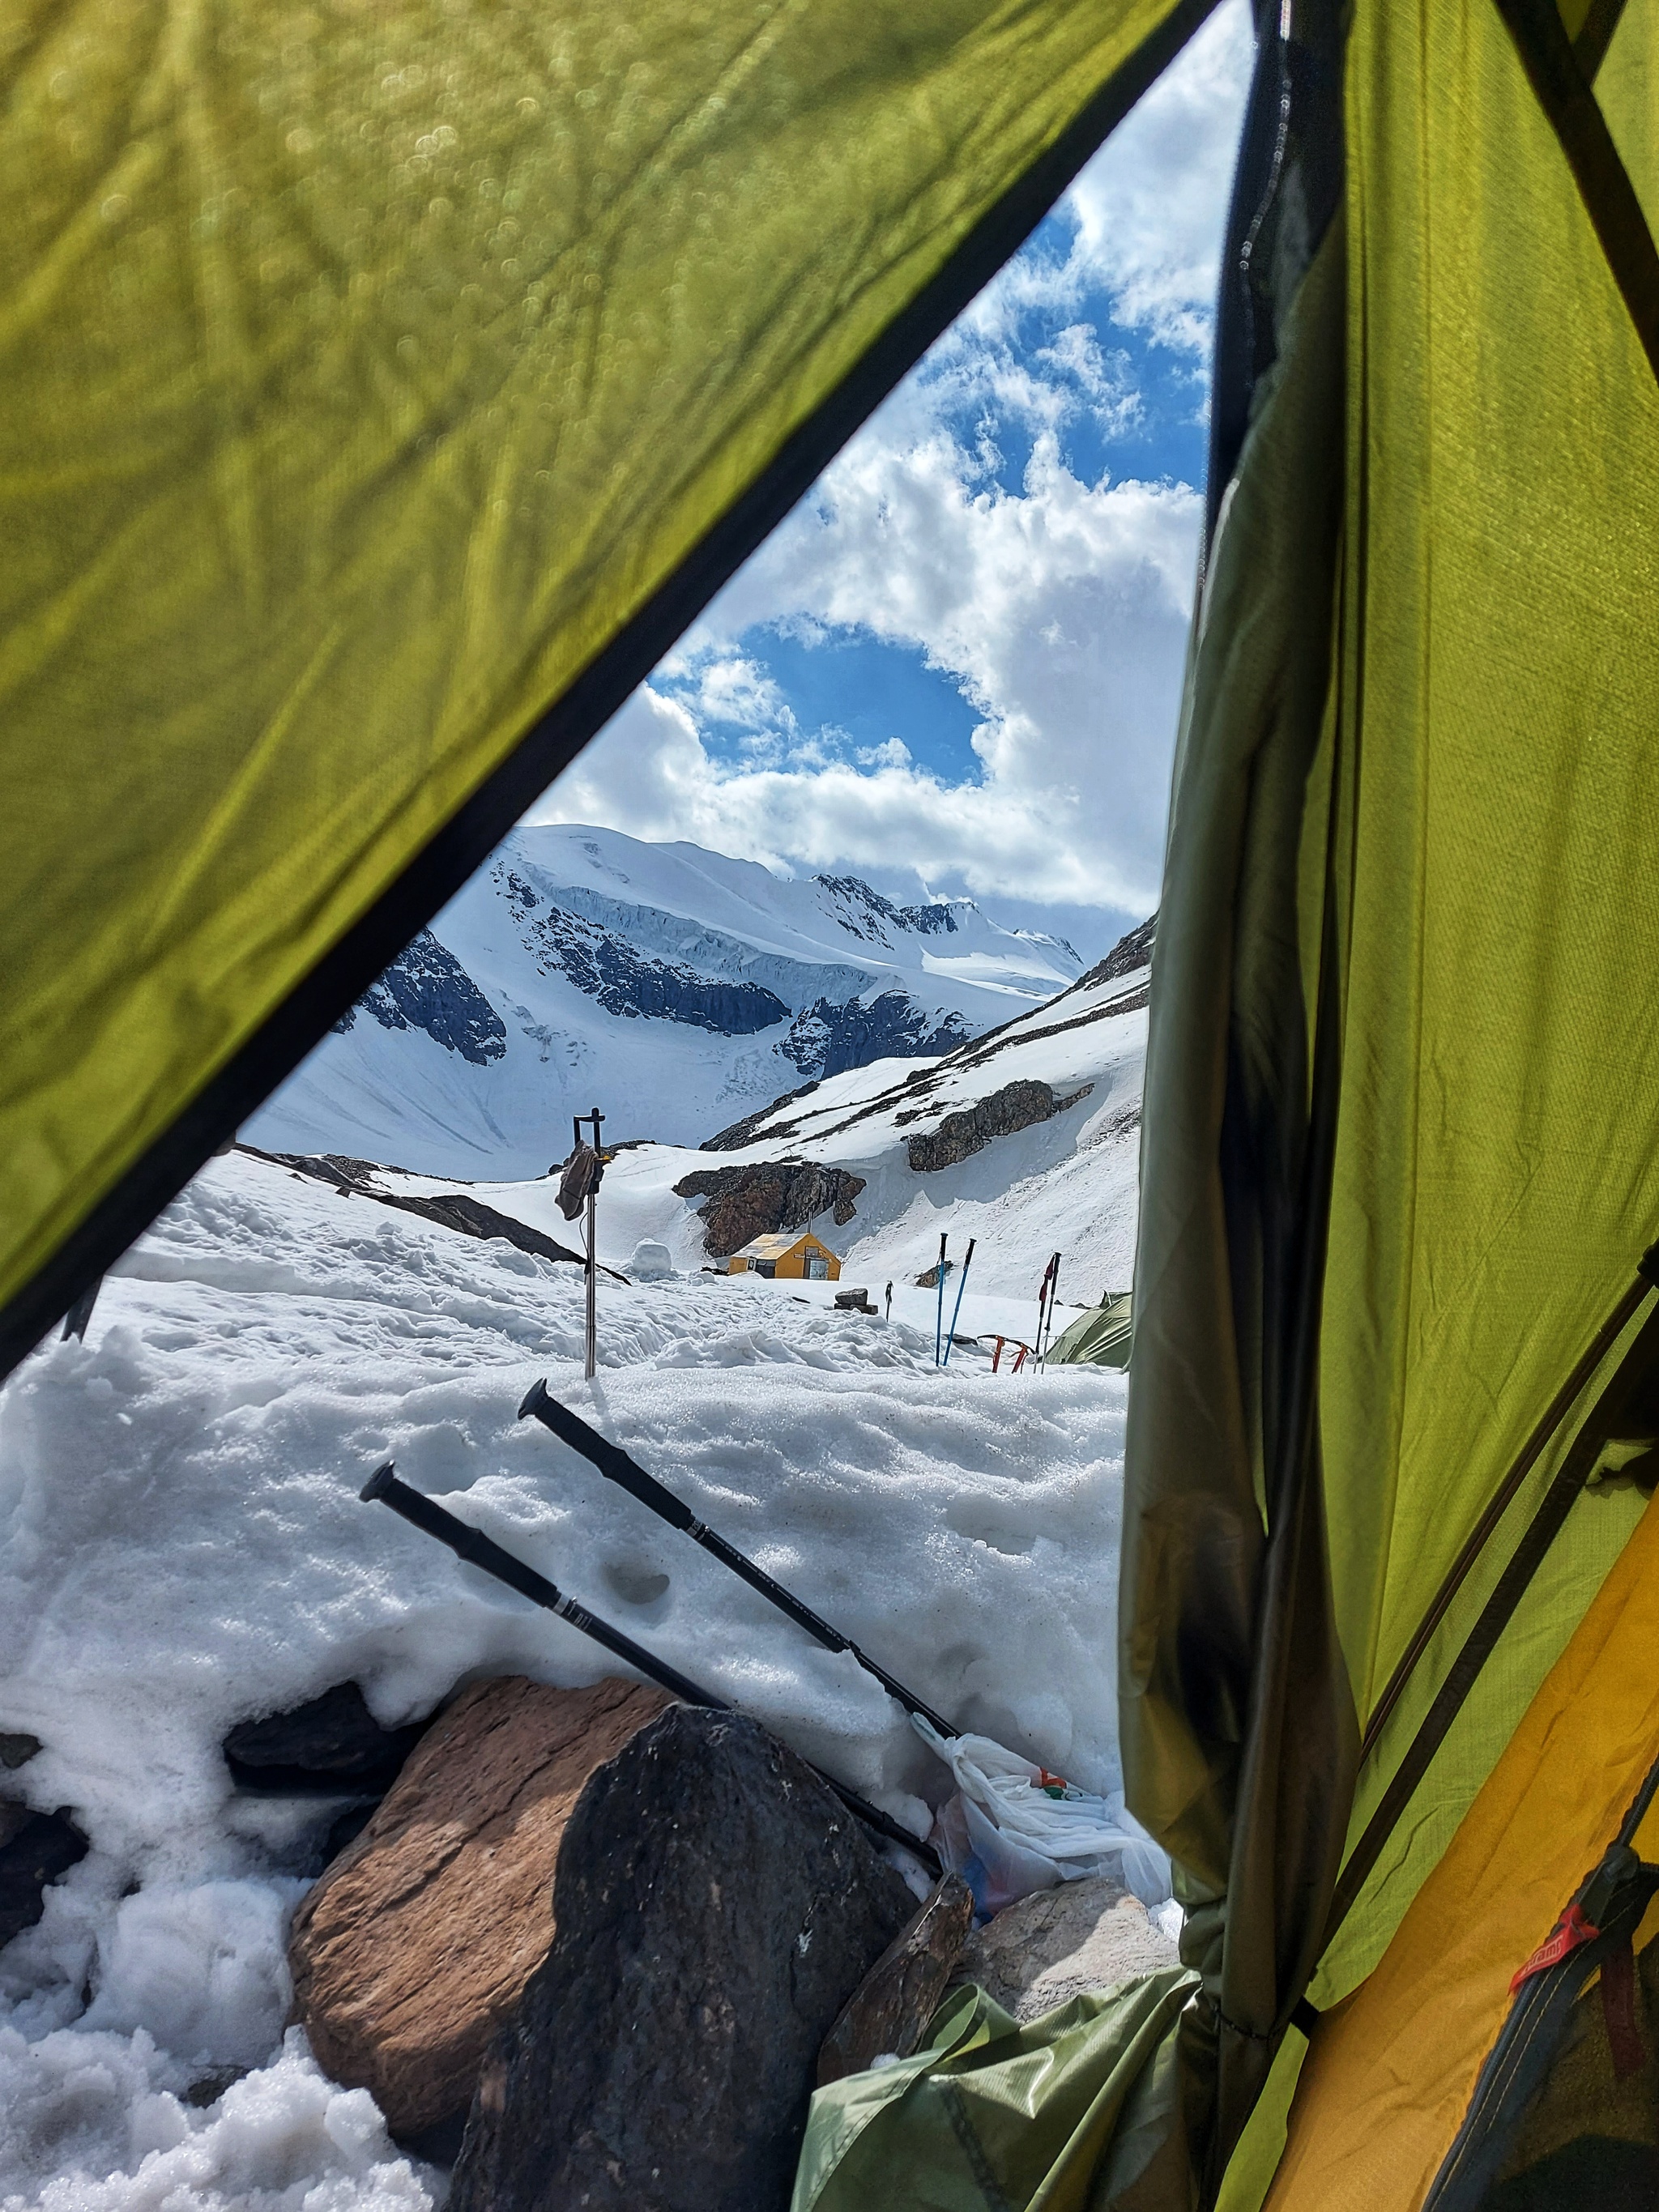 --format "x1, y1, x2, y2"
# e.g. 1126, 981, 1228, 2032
1509, 1899, 1600, 1992
1601, 1937, 1645, 2077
